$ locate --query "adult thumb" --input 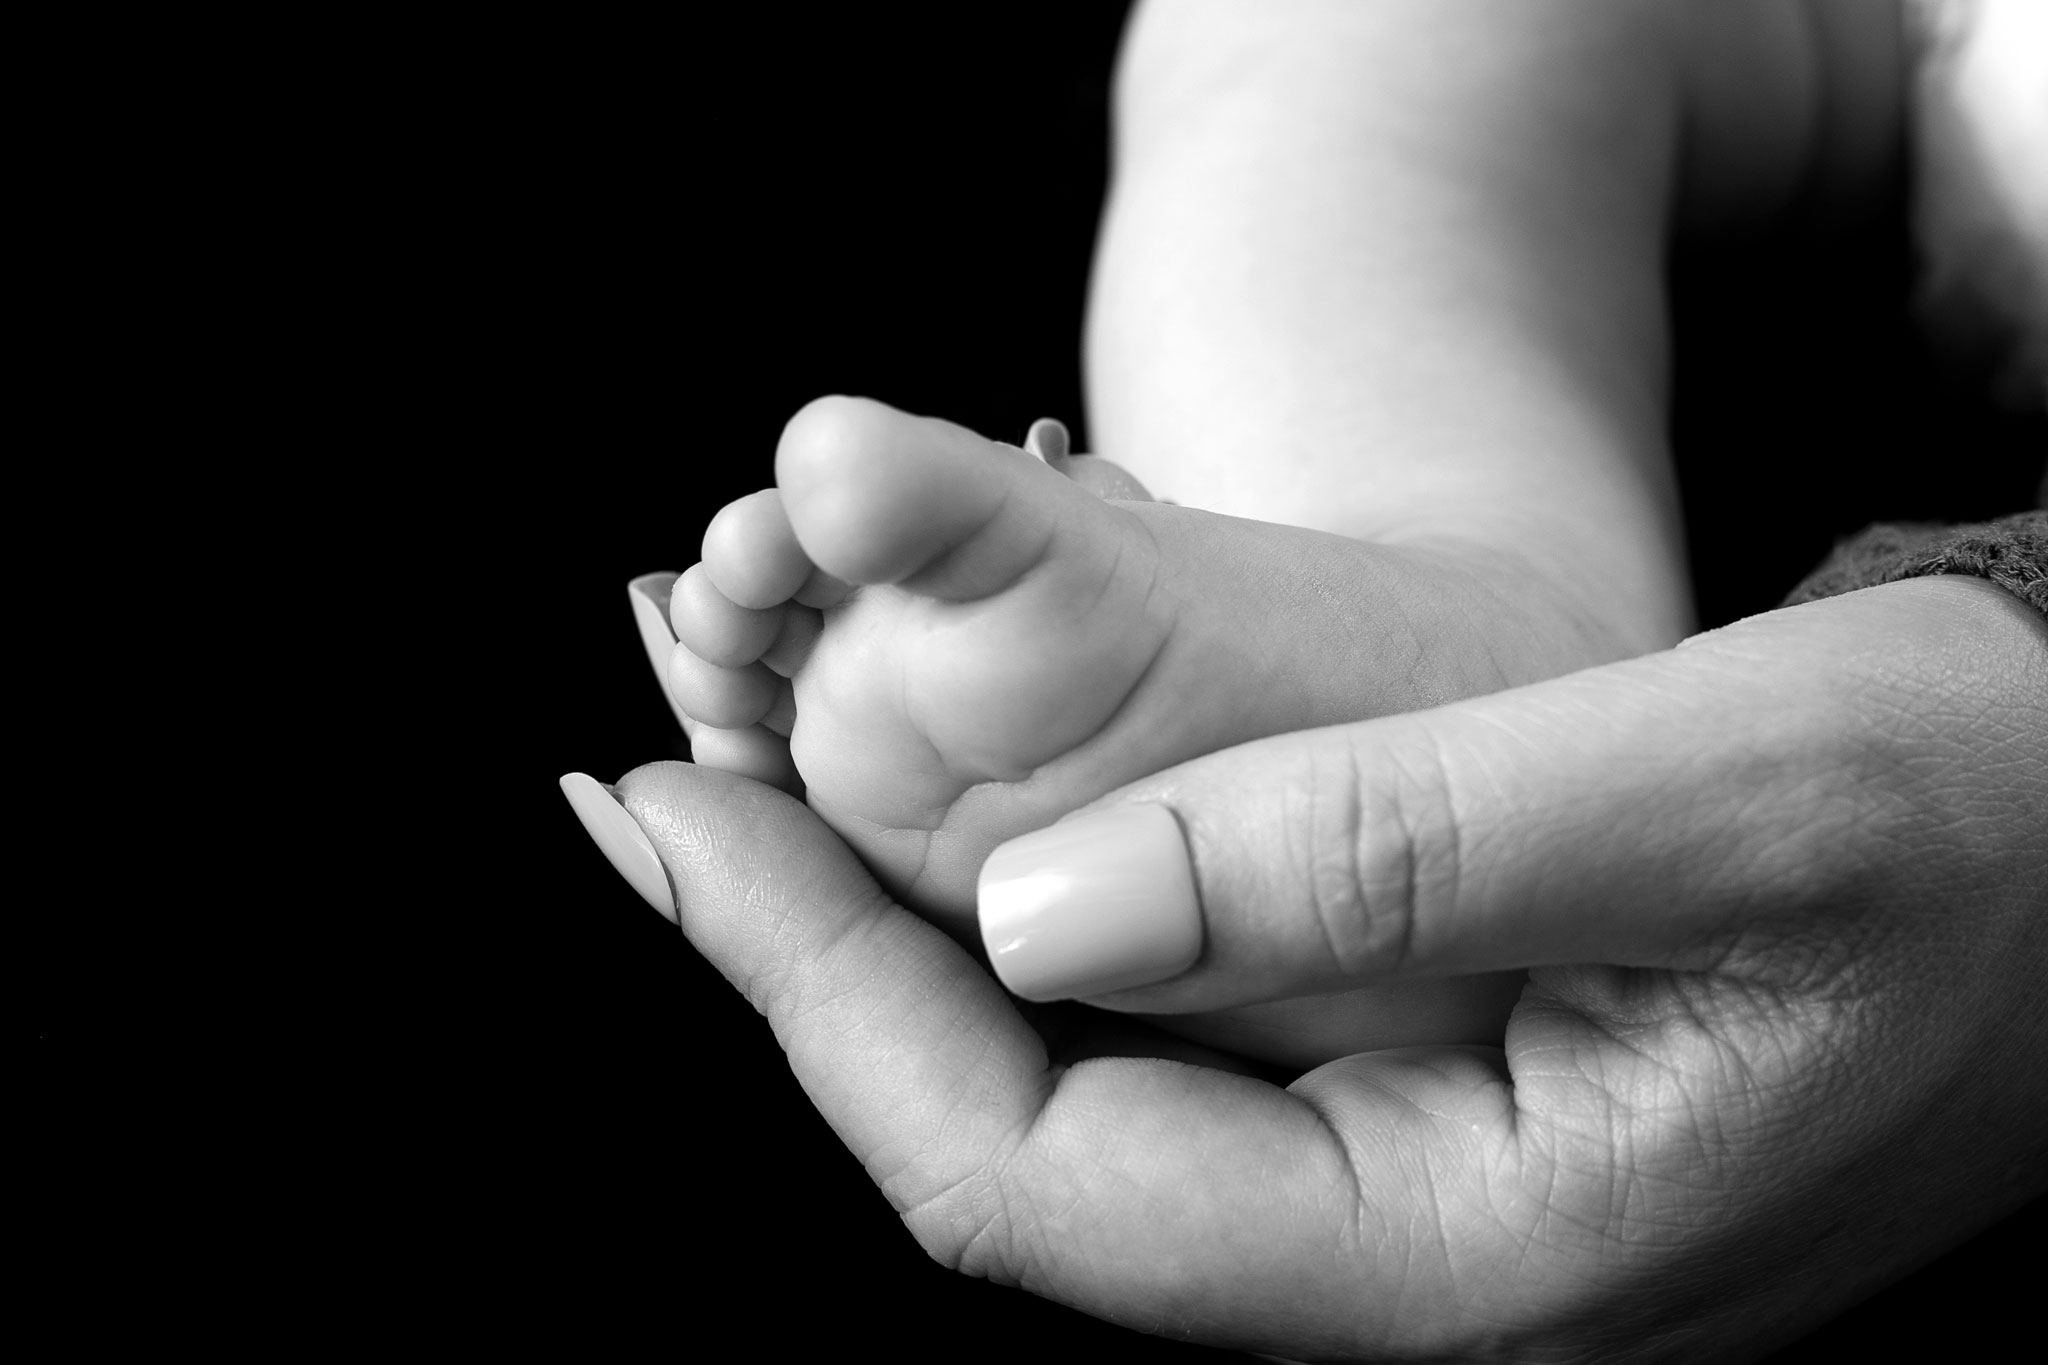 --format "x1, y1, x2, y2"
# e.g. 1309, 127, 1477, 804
975, 583, 2026, 1011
